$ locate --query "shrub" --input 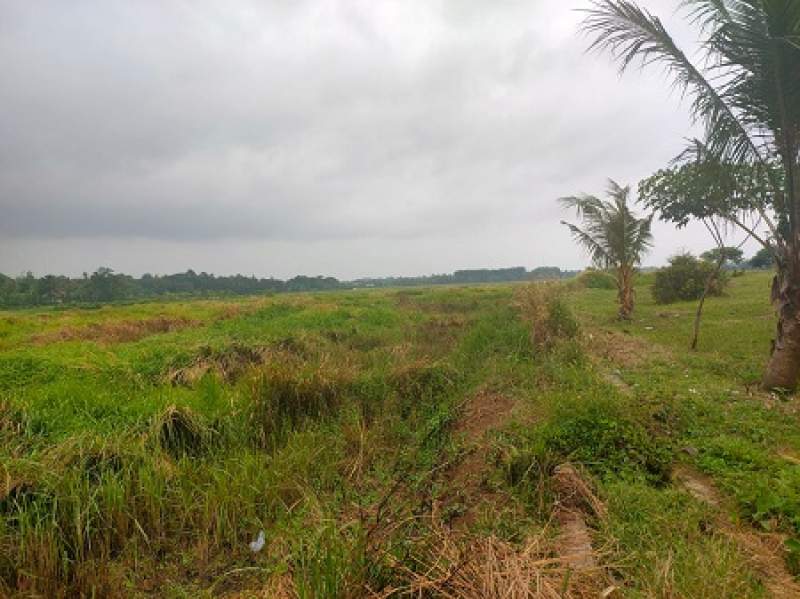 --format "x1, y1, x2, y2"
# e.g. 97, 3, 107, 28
509, 396, 673, 485
515, 283, 579, 348
652, 253, 728, 304
571, 268, 616, 290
